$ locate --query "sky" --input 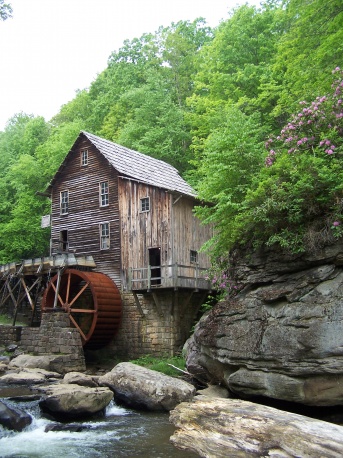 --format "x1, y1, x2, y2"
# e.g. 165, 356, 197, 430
0, 0, 260, 131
